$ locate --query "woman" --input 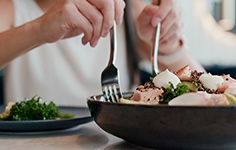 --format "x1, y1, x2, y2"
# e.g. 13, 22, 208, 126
0, 0, 204, 106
